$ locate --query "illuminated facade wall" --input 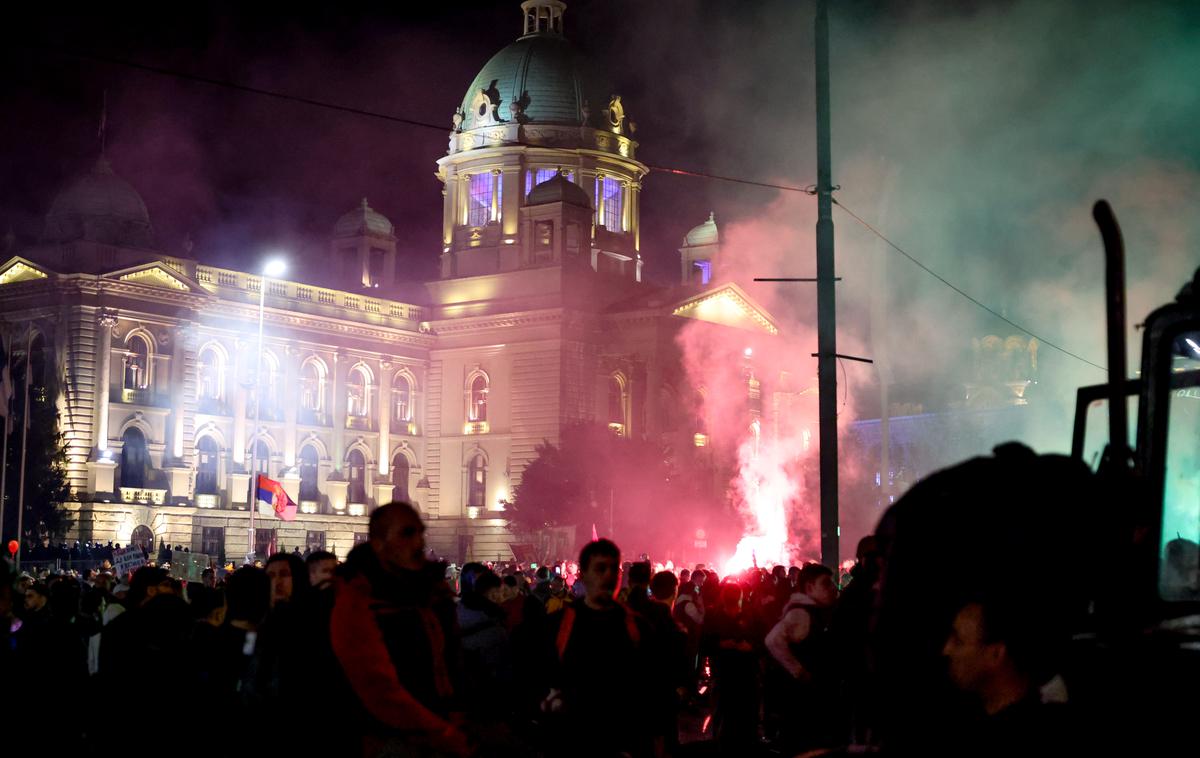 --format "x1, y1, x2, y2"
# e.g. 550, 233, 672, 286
0, 2, 785, 561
